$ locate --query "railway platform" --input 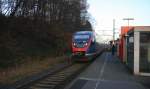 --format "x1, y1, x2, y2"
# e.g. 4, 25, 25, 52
65, 52, 150, 89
